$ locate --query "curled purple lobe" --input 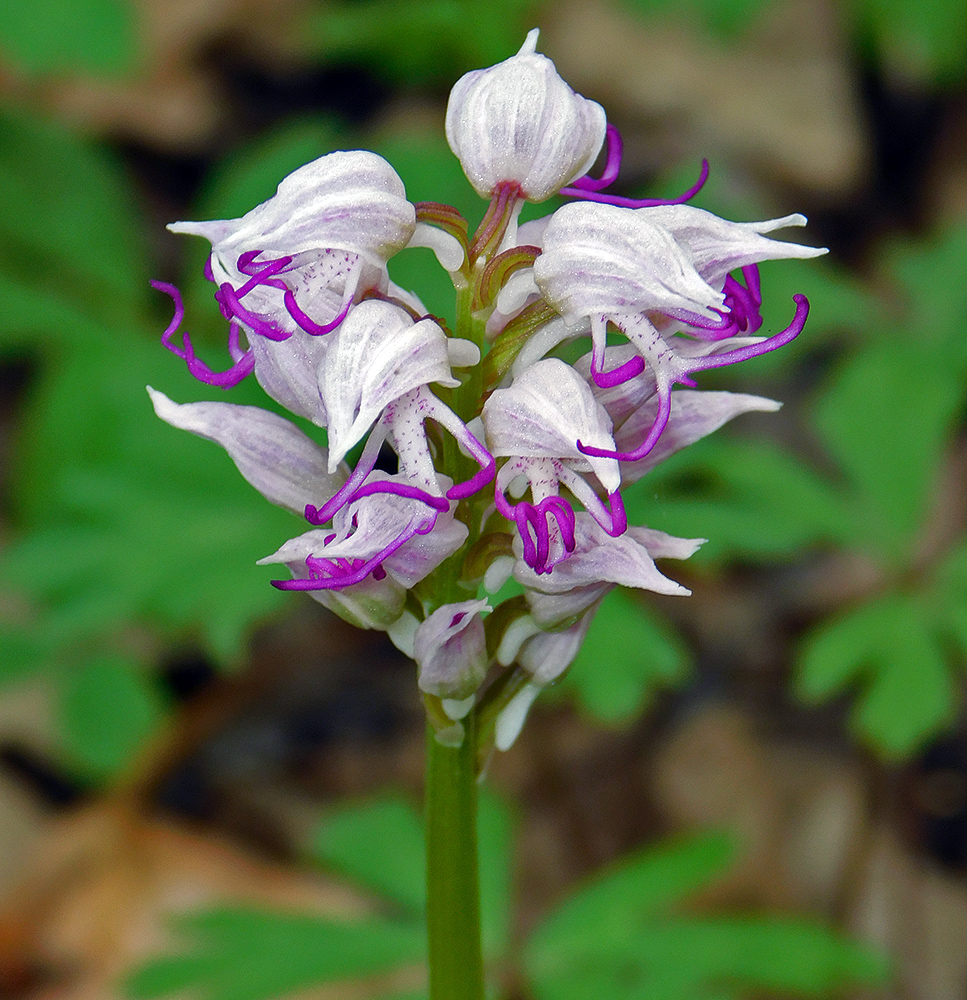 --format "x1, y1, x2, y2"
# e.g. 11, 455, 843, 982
560, 124, 709, 208
577, 294, 810, 463
153, 281, 254, 389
